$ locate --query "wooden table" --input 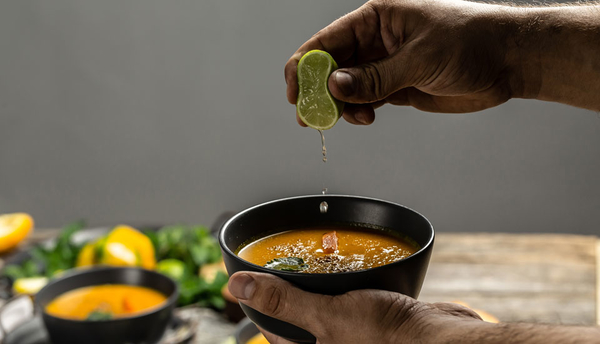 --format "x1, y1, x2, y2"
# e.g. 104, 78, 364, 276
2, 231, 598, 326
419, 233, 599, 326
